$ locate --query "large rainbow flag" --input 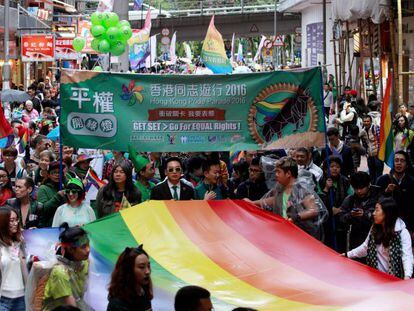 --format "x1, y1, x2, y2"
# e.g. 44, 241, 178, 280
201, 16, 232, 74
128, 10, 151, 70
25, 200, 414, 310
378, 72, 394, 167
